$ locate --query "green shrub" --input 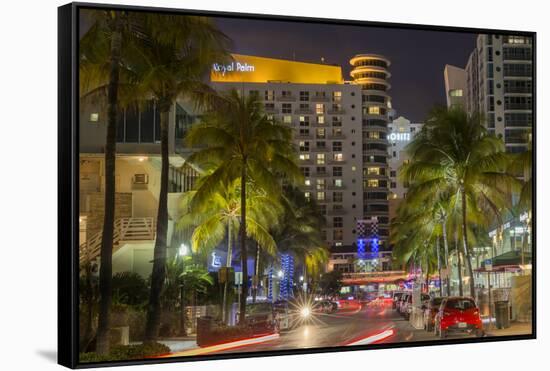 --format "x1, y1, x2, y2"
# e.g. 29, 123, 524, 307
79, 342, 171, 363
